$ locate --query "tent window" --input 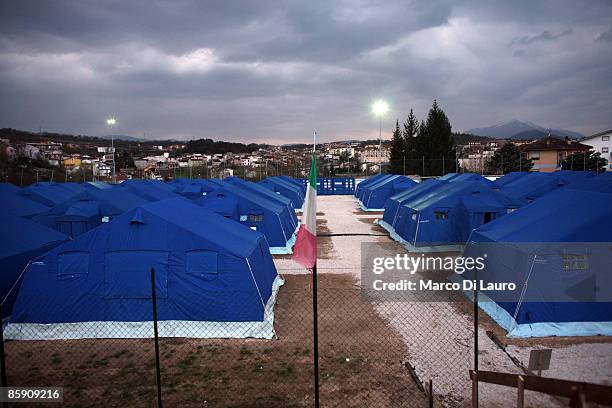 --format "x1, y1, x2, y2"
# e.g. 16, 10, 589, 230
104, 251, 169, 299
562, 254, 589, 270
483, 212, 493, 224
249, 214, 264, 222
57, 252, 89, 280
186, 250, 218, 277
434, 211, 449, 220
